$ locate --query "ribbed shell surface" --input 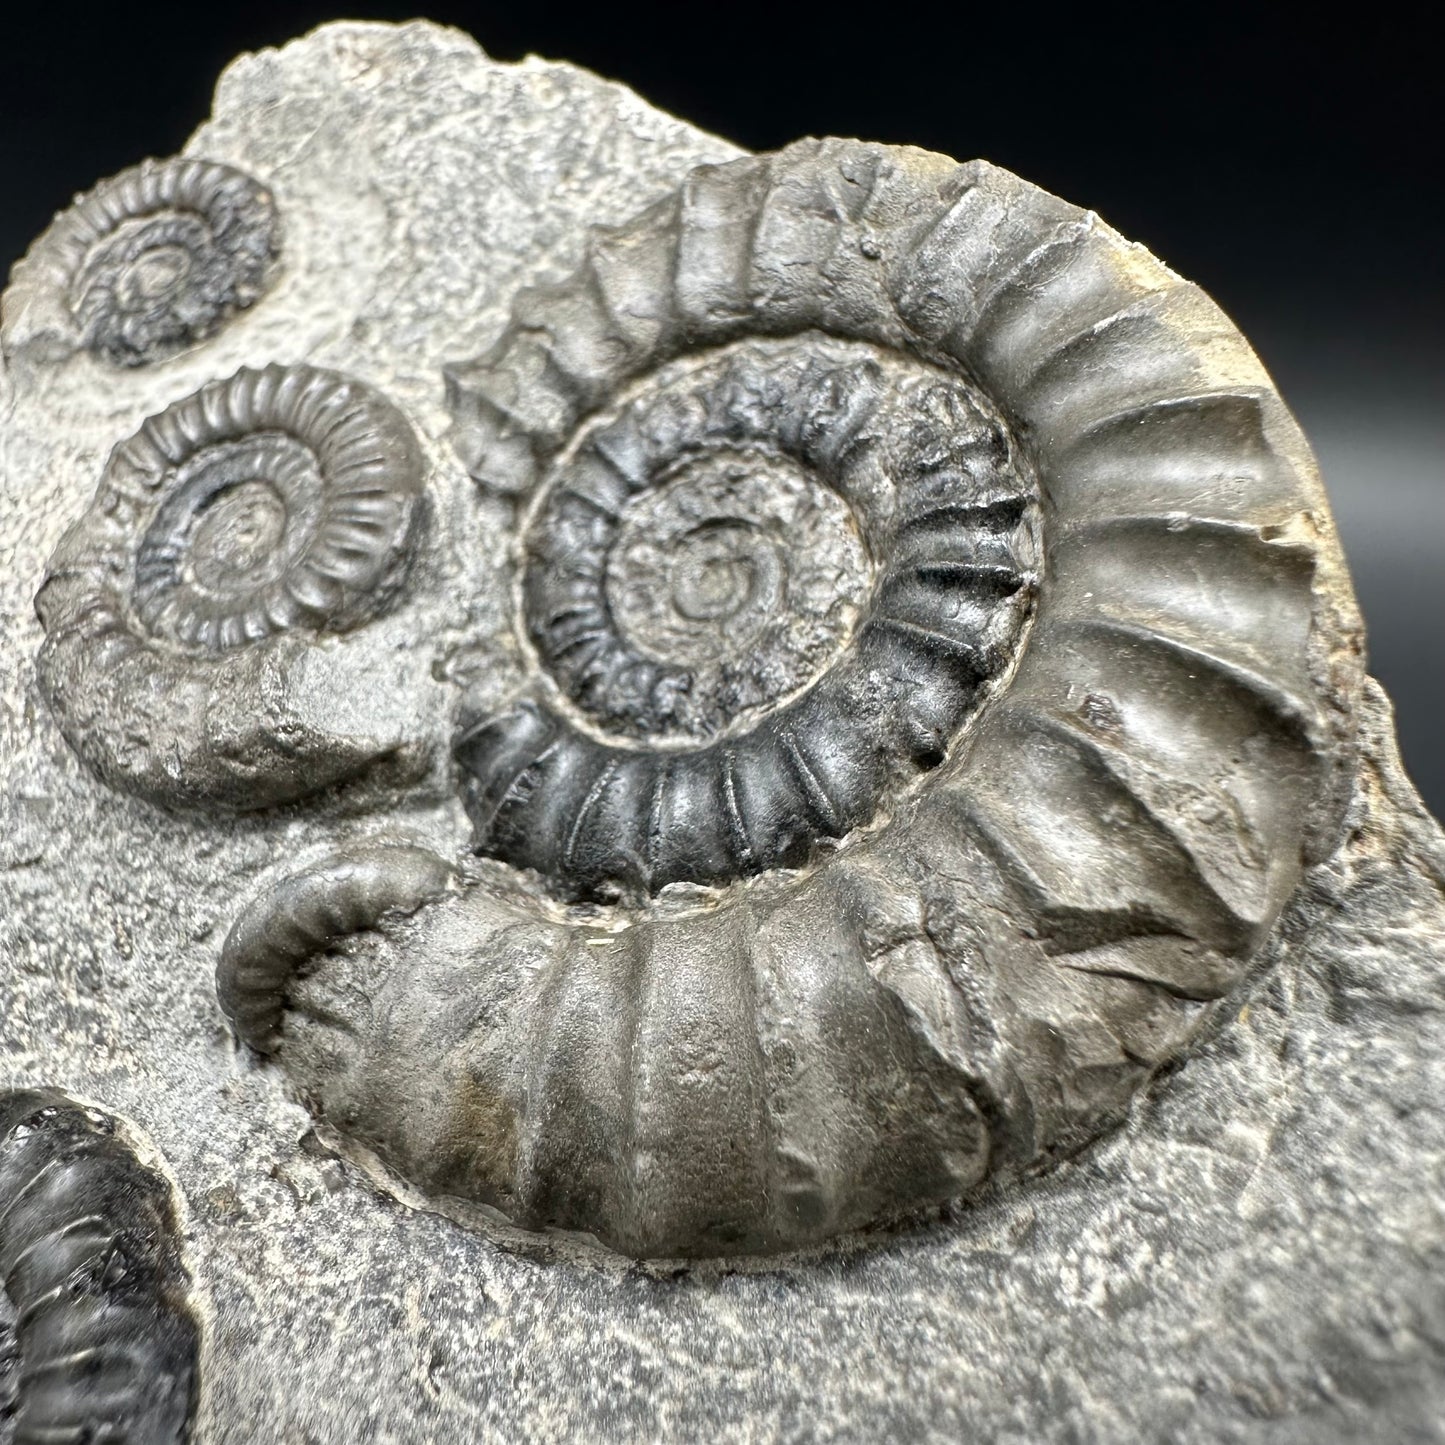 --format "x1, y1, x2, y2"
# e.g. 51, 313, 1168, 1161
0, 1091, 199, 1444
34, 363, 428, 811
1, 156, 280, 366
213, 138, 1361, 1258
